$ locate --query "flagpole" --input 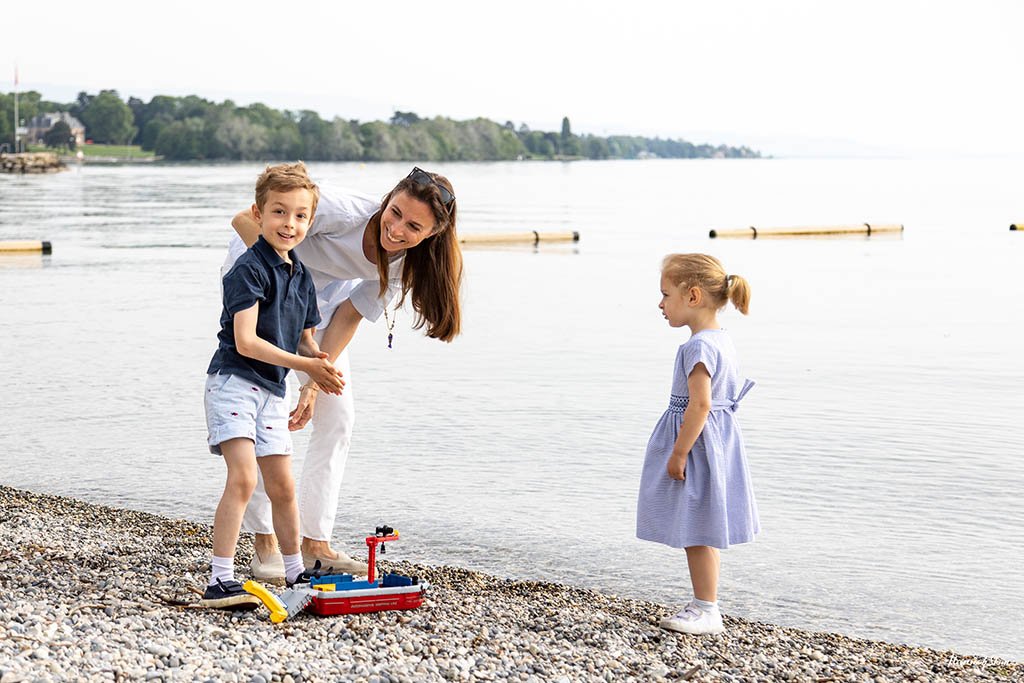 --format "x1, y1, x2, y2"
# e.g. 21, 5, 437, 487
13, 63, 19, 153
